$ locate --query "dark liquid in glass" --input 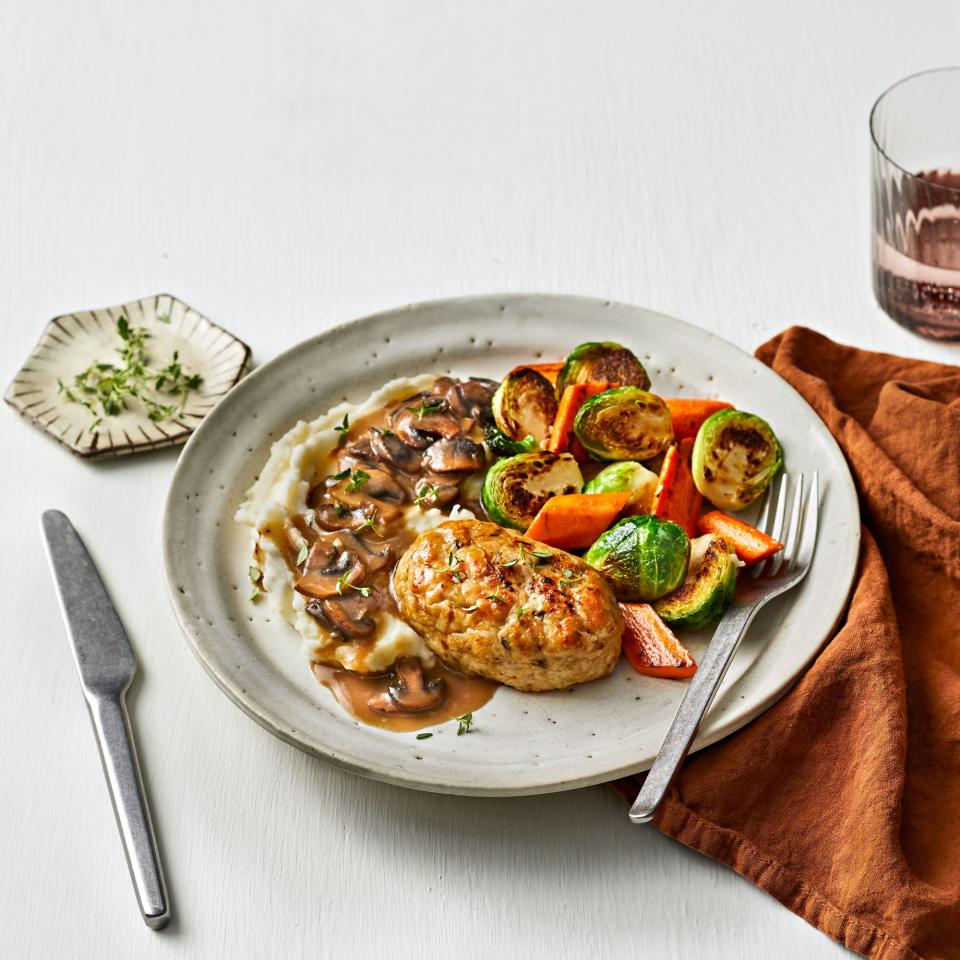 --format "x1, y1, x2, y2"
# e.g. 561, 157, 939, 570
874, 171, 960, 340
